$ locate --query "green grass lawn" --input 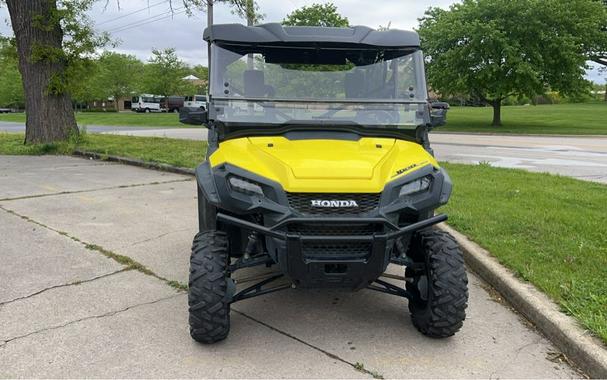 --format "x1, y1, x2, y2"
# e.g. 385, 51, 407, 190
1, 132, 605, 343
0, 111, 184, 127
441, 103, 607, 135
